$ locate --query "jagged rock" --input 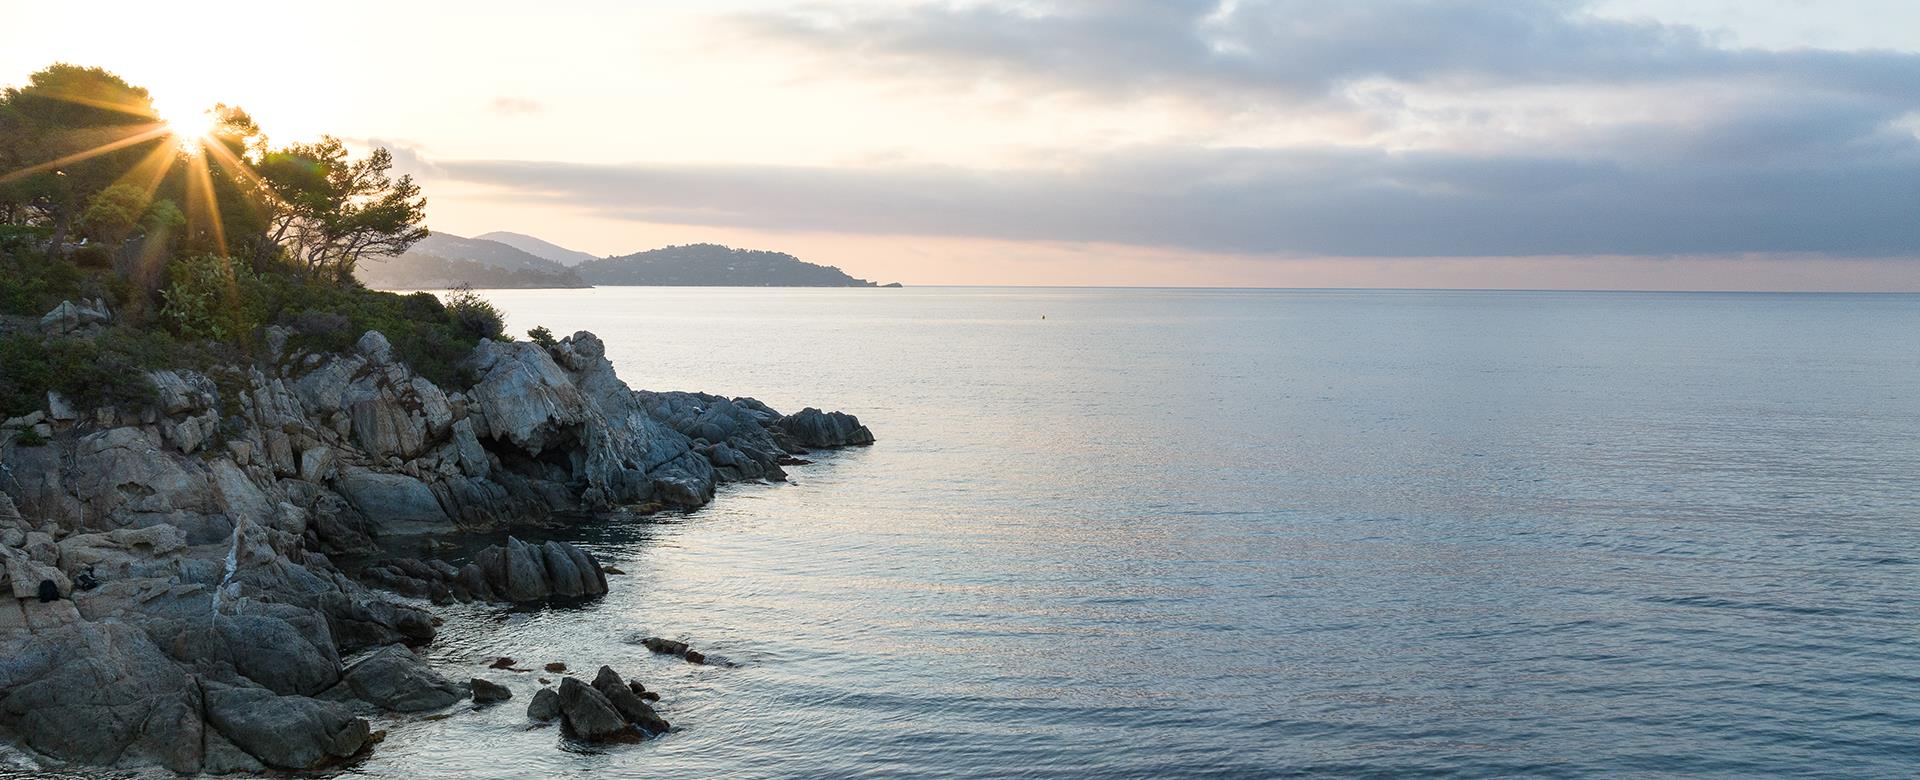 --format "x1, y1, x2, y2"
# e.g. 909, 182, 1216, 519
774, 407, 876, 448
456, 537, 608, 604
203, 681, 369, 770
527, 687, 561, 721
38, 299, 110, 336
591, 666, 669, 734
335, 644, 467, 712
298, 445, 337, 483
0, 325, 876, 775
471, 677, 512, 703
2, 545, 69, 601
555, 677, 631, 741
